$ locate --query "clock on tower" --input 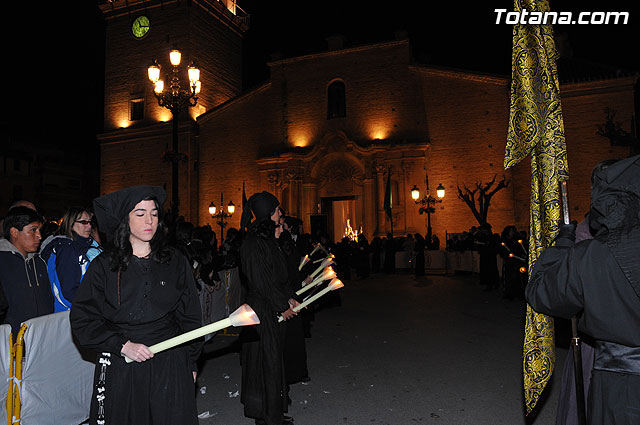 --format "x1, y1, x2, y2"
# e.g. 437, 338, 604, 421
131, 15, 150, 38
